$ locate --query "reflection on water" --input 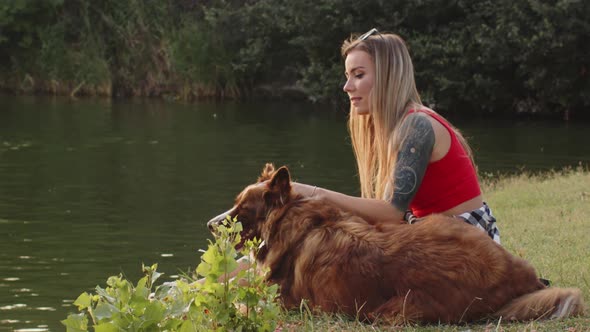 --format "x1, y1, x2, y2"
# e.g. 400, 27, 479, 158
0, 95, 589, 330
